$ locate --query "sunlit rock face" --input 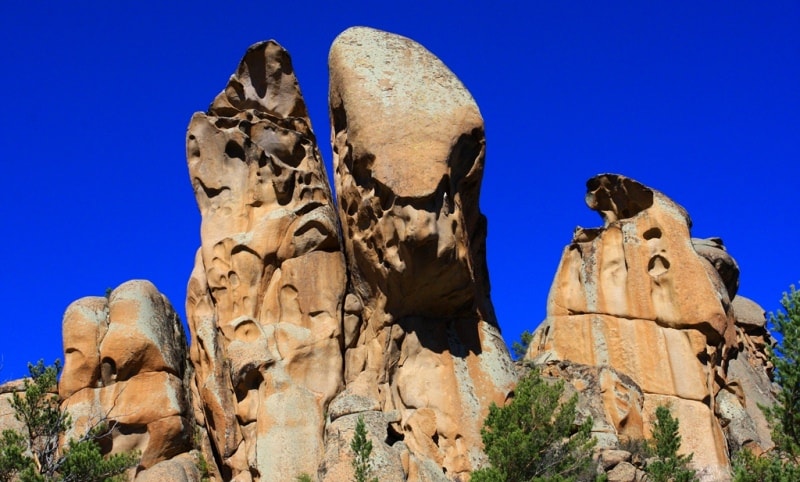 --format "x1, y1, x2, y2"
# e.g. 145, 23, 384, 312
527, 174, 739, 481
59, 280, 197, 479
325, 27, 516, 481
185, 41, 346, 481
